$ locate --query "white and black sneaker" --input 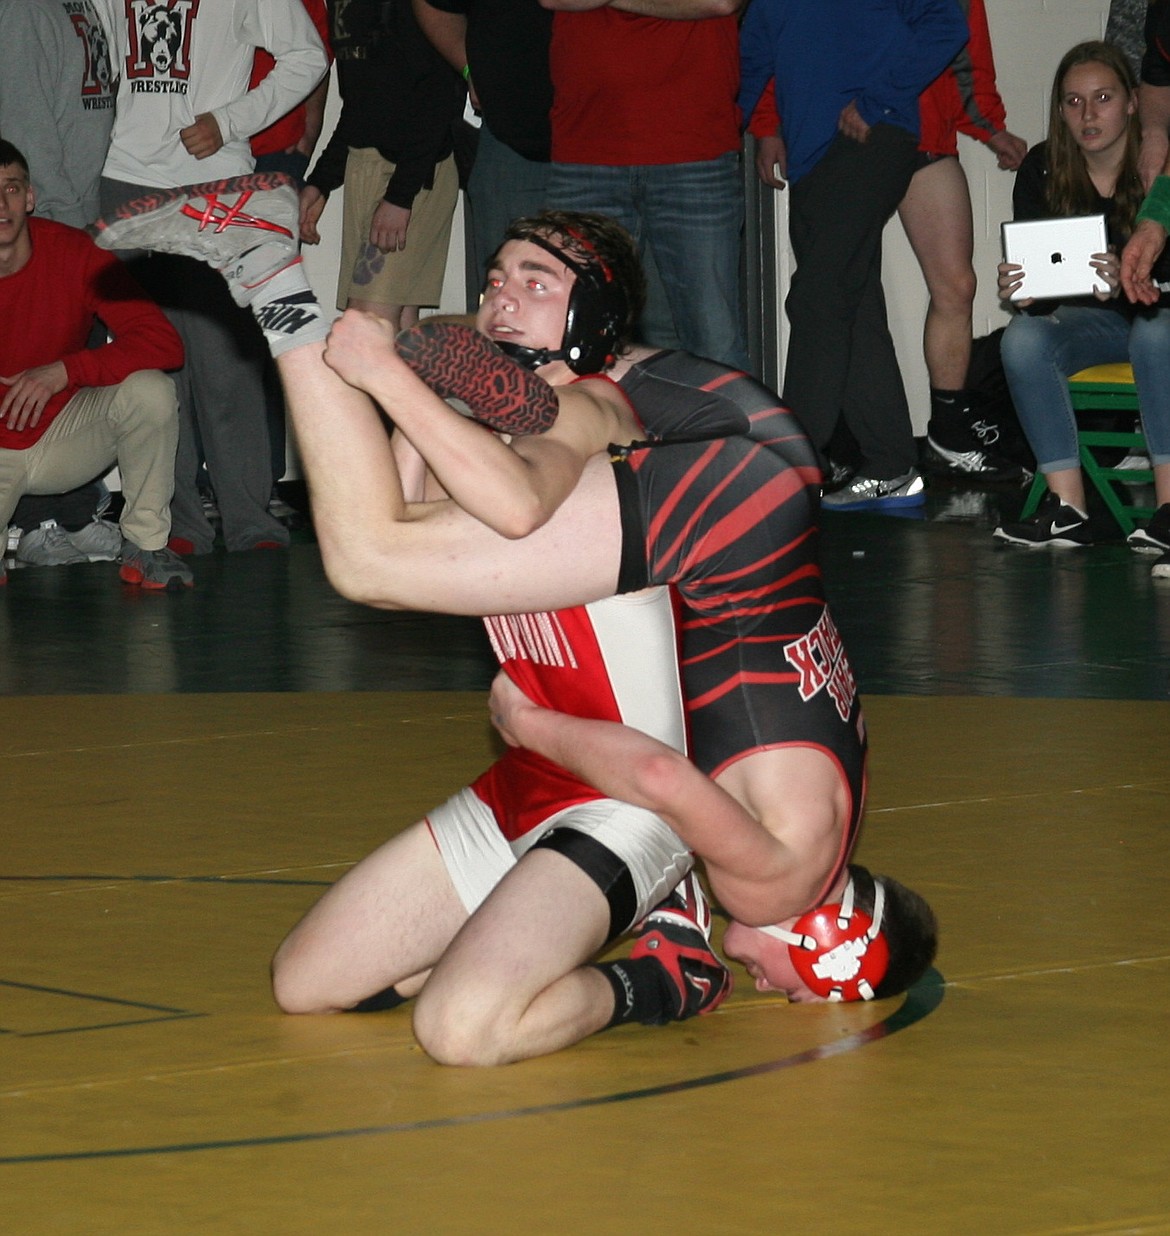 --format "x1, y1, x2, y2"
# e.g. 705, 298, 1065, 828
993, 491, 1094, 547
1126, 503, 1170, 554
926, 387, 1031, 483
1152, 550, 1170, 580
925, 433, 1031, 482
